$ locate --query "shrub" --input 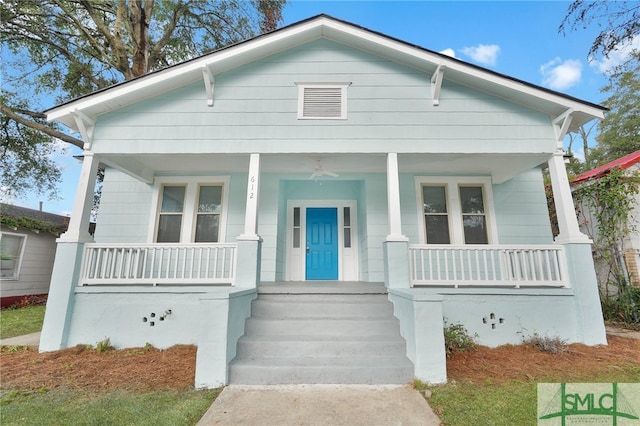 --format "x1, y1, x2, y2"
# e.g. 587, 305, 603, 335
601, 286, 640, 325
95, 338, 113, 353
523, 333, 567, 354
443, 322, 477, 357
